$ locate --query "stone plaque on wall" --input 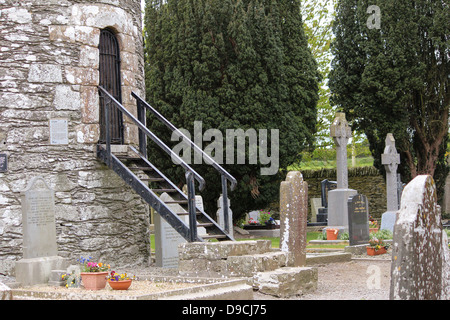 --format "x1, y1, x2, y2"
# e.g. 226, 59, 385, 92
49, 118, 68, 145
21, 176, 58, 259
